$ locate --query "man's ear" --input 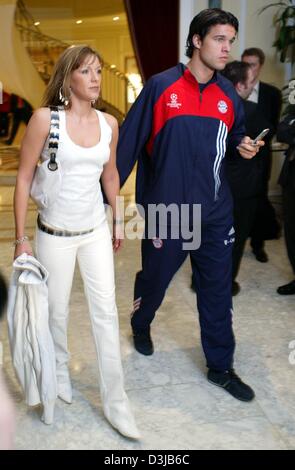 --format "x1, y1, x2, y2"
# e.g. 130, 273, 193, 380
192, 34, 202, 50
236, 82, 243, 94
